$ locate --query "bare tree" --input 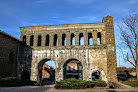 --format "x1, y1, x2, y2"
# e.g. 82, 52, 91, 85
118, 14, 138, 80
